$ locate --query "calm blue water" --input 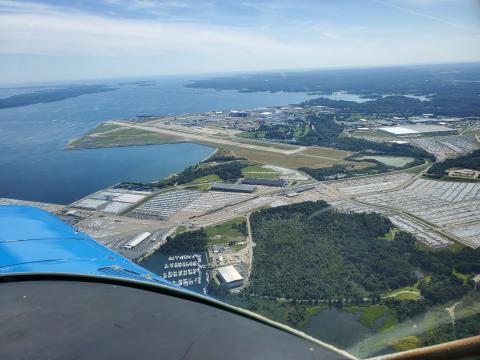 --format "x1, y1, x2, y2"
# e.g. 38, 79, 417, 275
0, 75, 315, 204
303, 308, 371, 350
